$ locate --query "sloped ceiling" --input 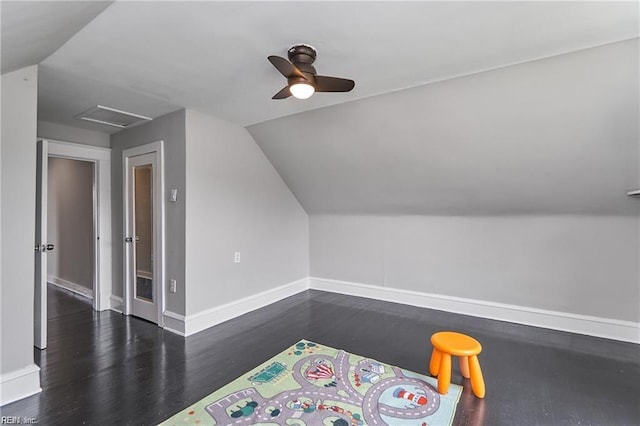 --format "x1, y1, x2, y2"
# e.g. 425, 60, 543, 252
248, 39, 639, 215
2, 1, 637, 132
1, 1, 638, 216
0, 1, 112, 74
